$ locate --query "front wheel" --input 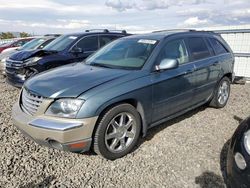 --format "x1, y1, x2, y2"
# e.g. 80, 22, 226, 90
93, 104, 141, 160
209, 77, 231, 108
